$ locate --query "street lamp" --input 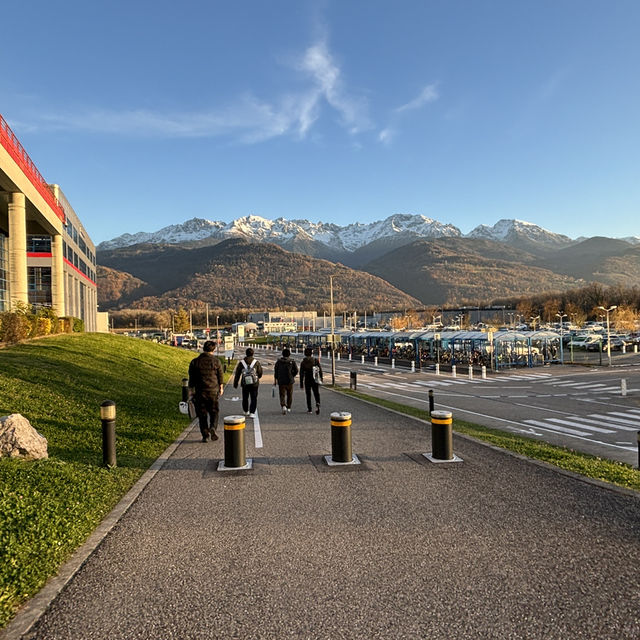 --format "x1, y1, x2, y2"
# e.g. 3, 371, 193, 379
530, 315, 540, 331
556, 312, 567, 363
330, 275, 336, 386
598, 305, 617, 366
216, 315, 220, 355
